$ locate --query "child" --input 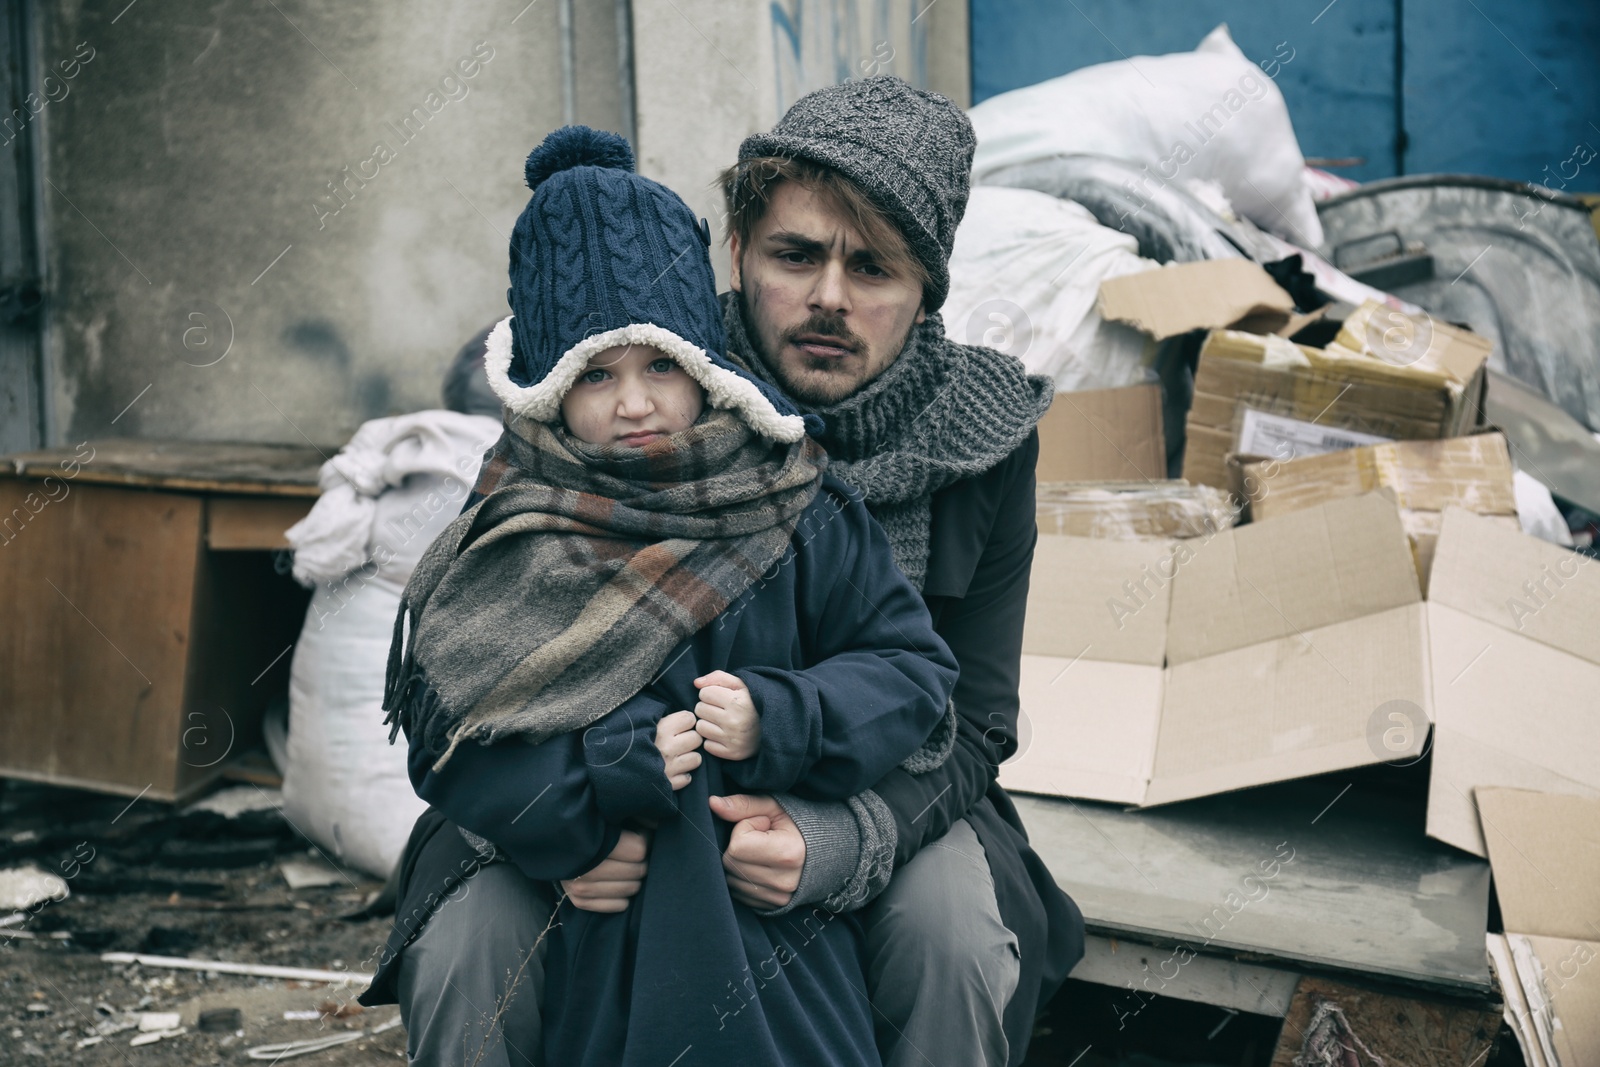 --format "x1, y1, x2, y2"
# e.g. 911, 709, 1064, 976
381, 126, 958, 1067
